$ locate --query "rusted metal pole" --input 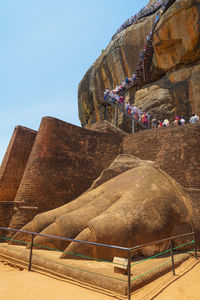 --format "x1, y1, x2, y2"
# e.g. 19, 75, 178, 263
116, 105, 119, 127
170, 240, 175, 275
104, 103, 108, 120
28, 234, 34, 271
193, 233, 198, 259
99, 105, 102, 121
132, 118, 135, 134
127, 250, 131, 300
